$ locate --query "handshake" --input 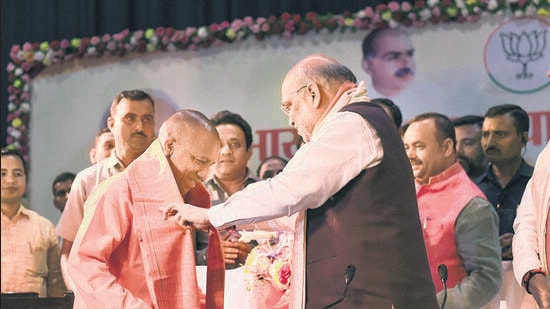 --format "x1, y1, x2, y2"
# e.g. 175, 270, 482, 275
160, 203, 211, 230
